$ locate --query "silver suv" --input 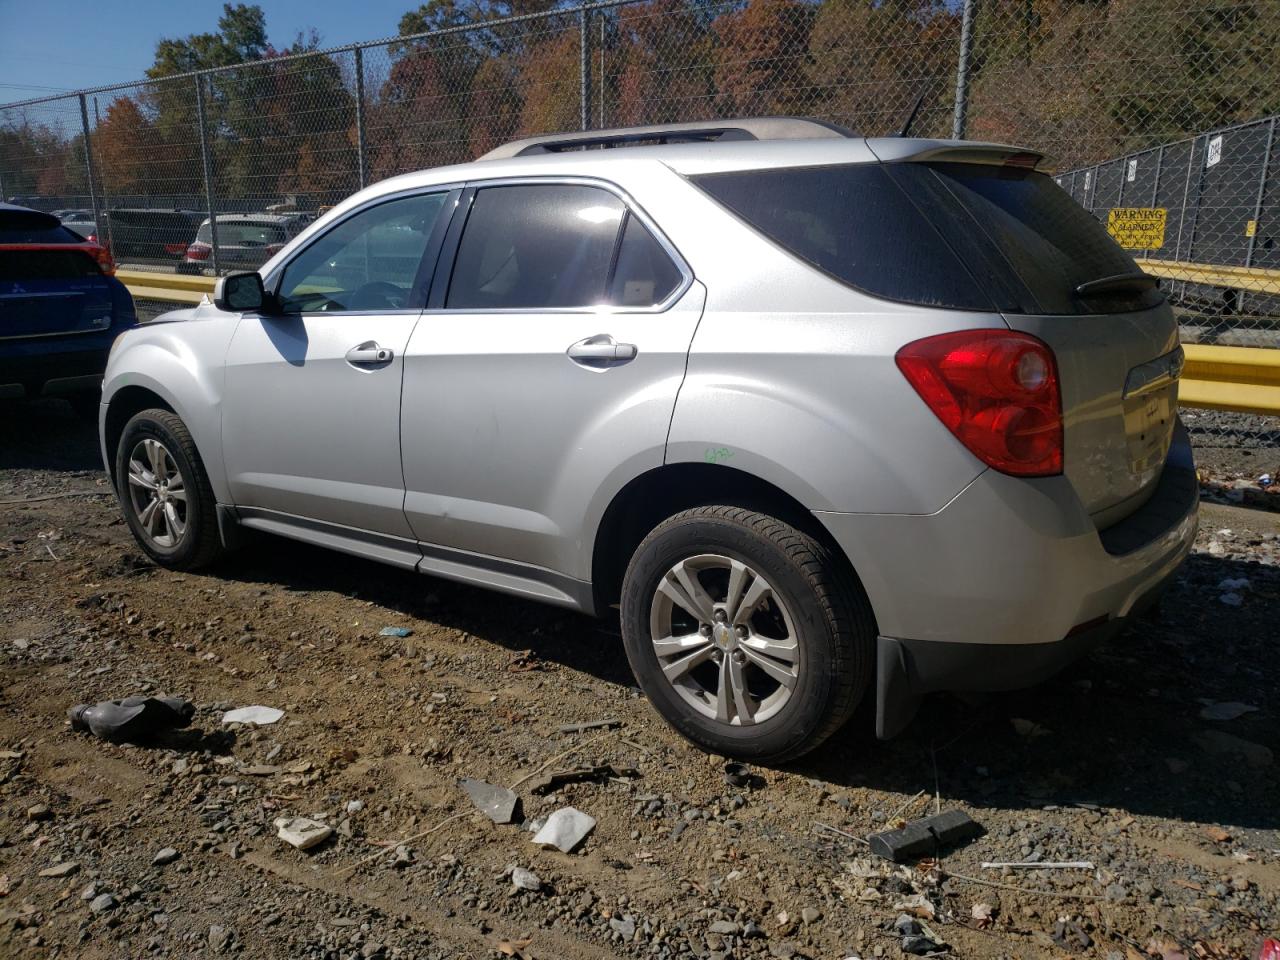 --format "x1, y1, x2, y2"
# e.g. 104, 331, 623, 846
100, 118, 1197, 762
